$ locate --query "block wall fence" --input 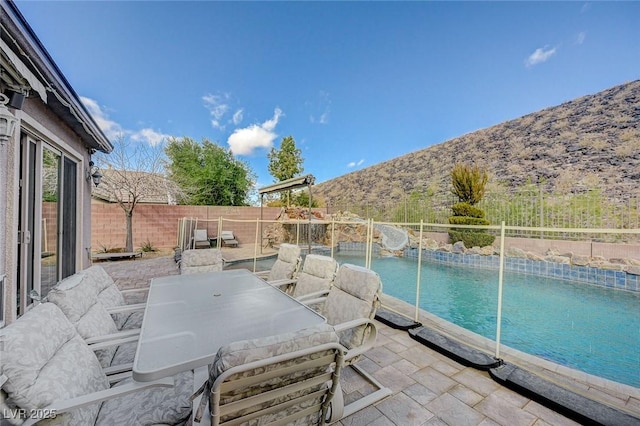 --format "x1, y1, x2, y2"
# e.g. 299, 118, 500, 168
91, 204, 283, 251
91, 204, 640, 262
